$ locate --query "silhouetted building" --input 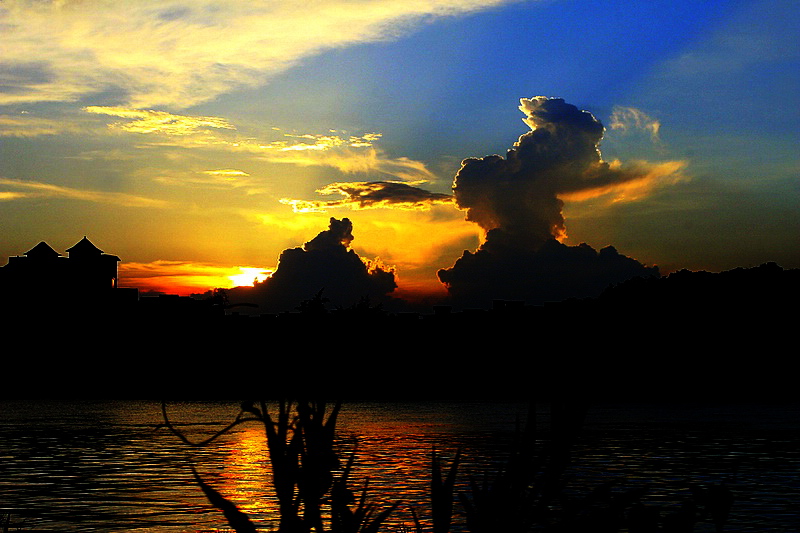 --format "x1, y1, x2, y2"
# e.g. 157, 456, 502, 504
0, 237, 131, 315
